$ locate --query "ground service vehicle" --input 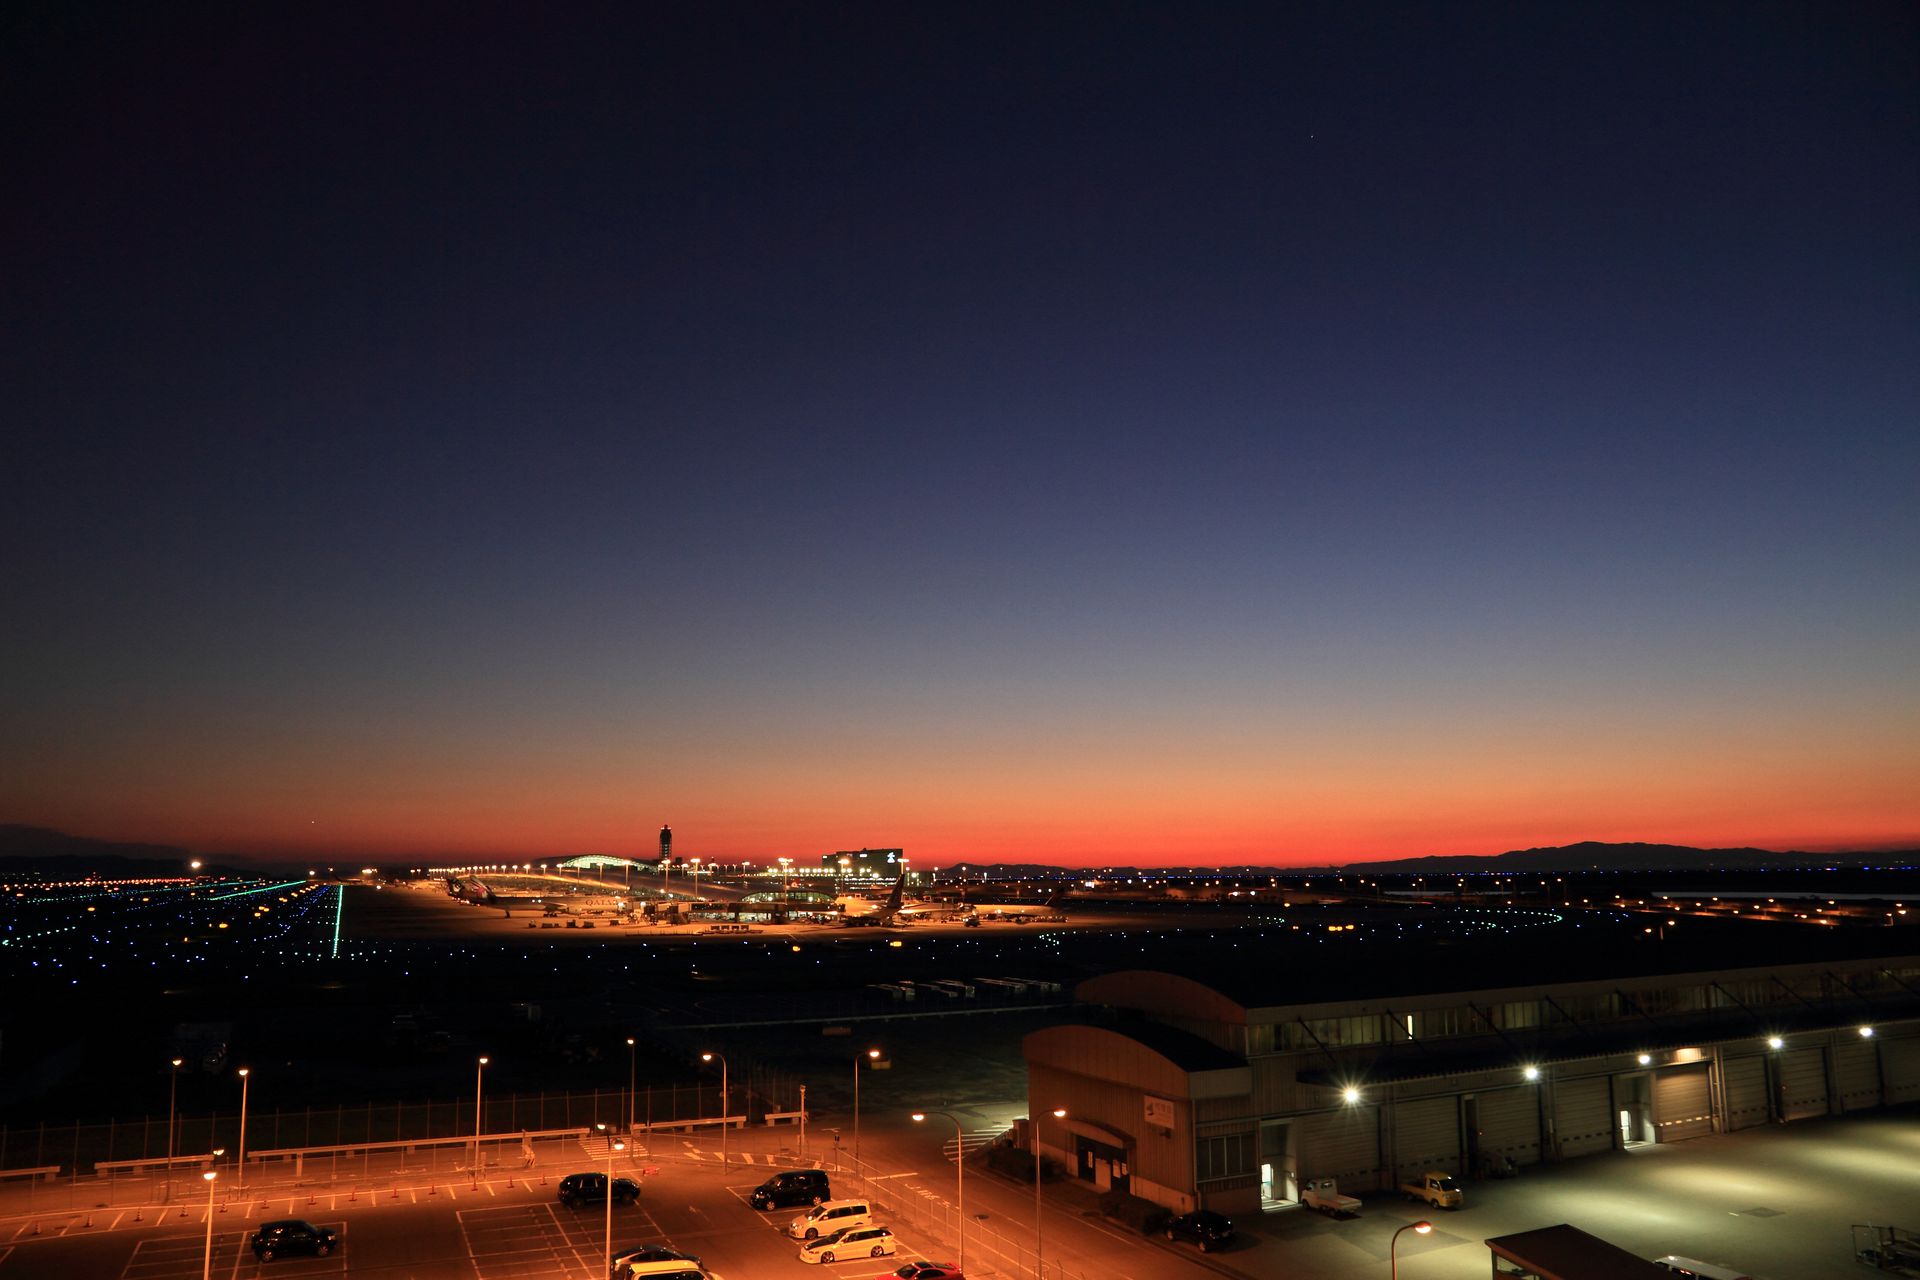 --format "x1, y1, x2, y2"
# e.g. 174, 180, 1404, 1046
789, 1198, 873, 1239
1399, 1170, 1463, 1208
559, 1171, 641, 1207
250, 1220, 339, 1261
1164, 1209, 1234, 1252
800, 1225, 897, 1264
751, 1168, 830, 1209
1303, 1177, 1362, 1215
